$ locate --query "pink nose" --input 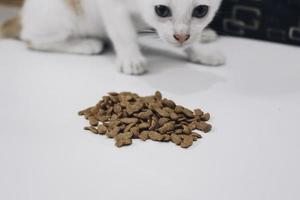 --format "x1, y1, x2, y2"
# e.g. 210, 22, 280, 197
173, 34, 190, 43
